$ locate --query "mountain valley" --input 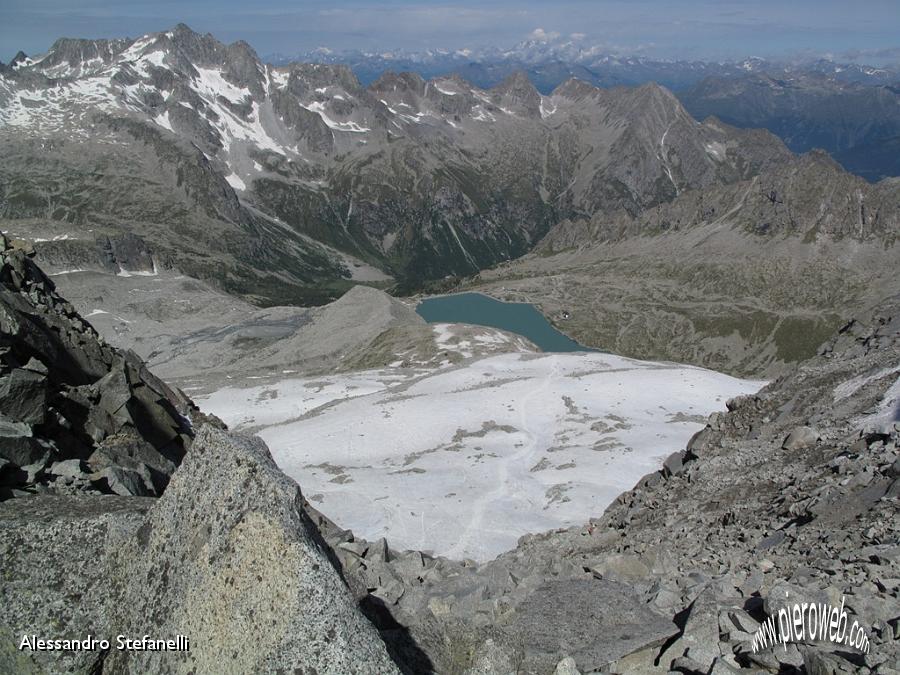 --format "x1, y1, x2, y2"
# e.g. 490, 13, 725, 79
1, 24, 792, 299
1, 19, 899, 675
465, 151, 900, 376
